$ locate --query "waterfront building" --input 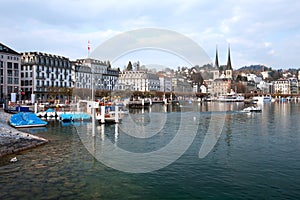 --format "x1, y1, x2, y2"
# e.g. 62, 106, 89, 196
202, 79, 214, 94
272, 78, 299, 94
171, 77, 192, 93
199, 84, 208, 93
74, 58, 118, 91
72, 61, 92, 89
211, 78, 231, 97
21, 52, 73, 102
0, 43, 21, 102
159, 75, 172, 92
257, 81, 273, 94
118, 71, 160, 91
